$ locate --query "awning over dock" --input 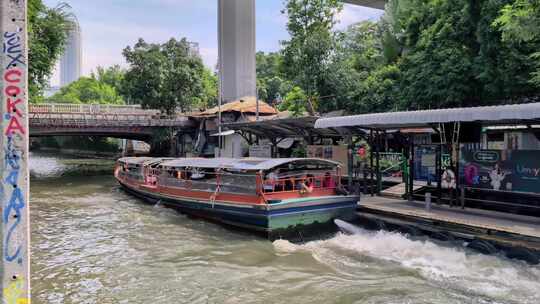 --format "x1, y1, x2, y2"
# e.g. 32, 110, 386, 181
315, 102, 540, 130
225, 116, 345, 139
